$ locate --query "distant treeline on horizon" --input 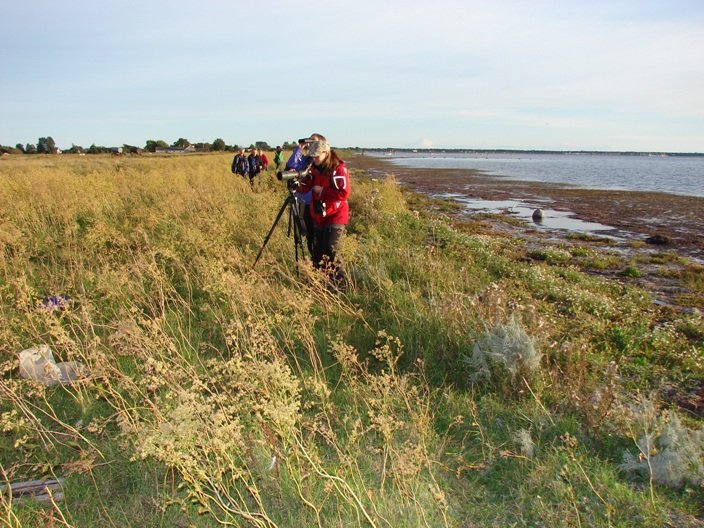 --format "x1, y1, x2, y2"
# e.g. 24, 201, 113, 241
0, 137, 298, 156
1, 137, 701, 157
